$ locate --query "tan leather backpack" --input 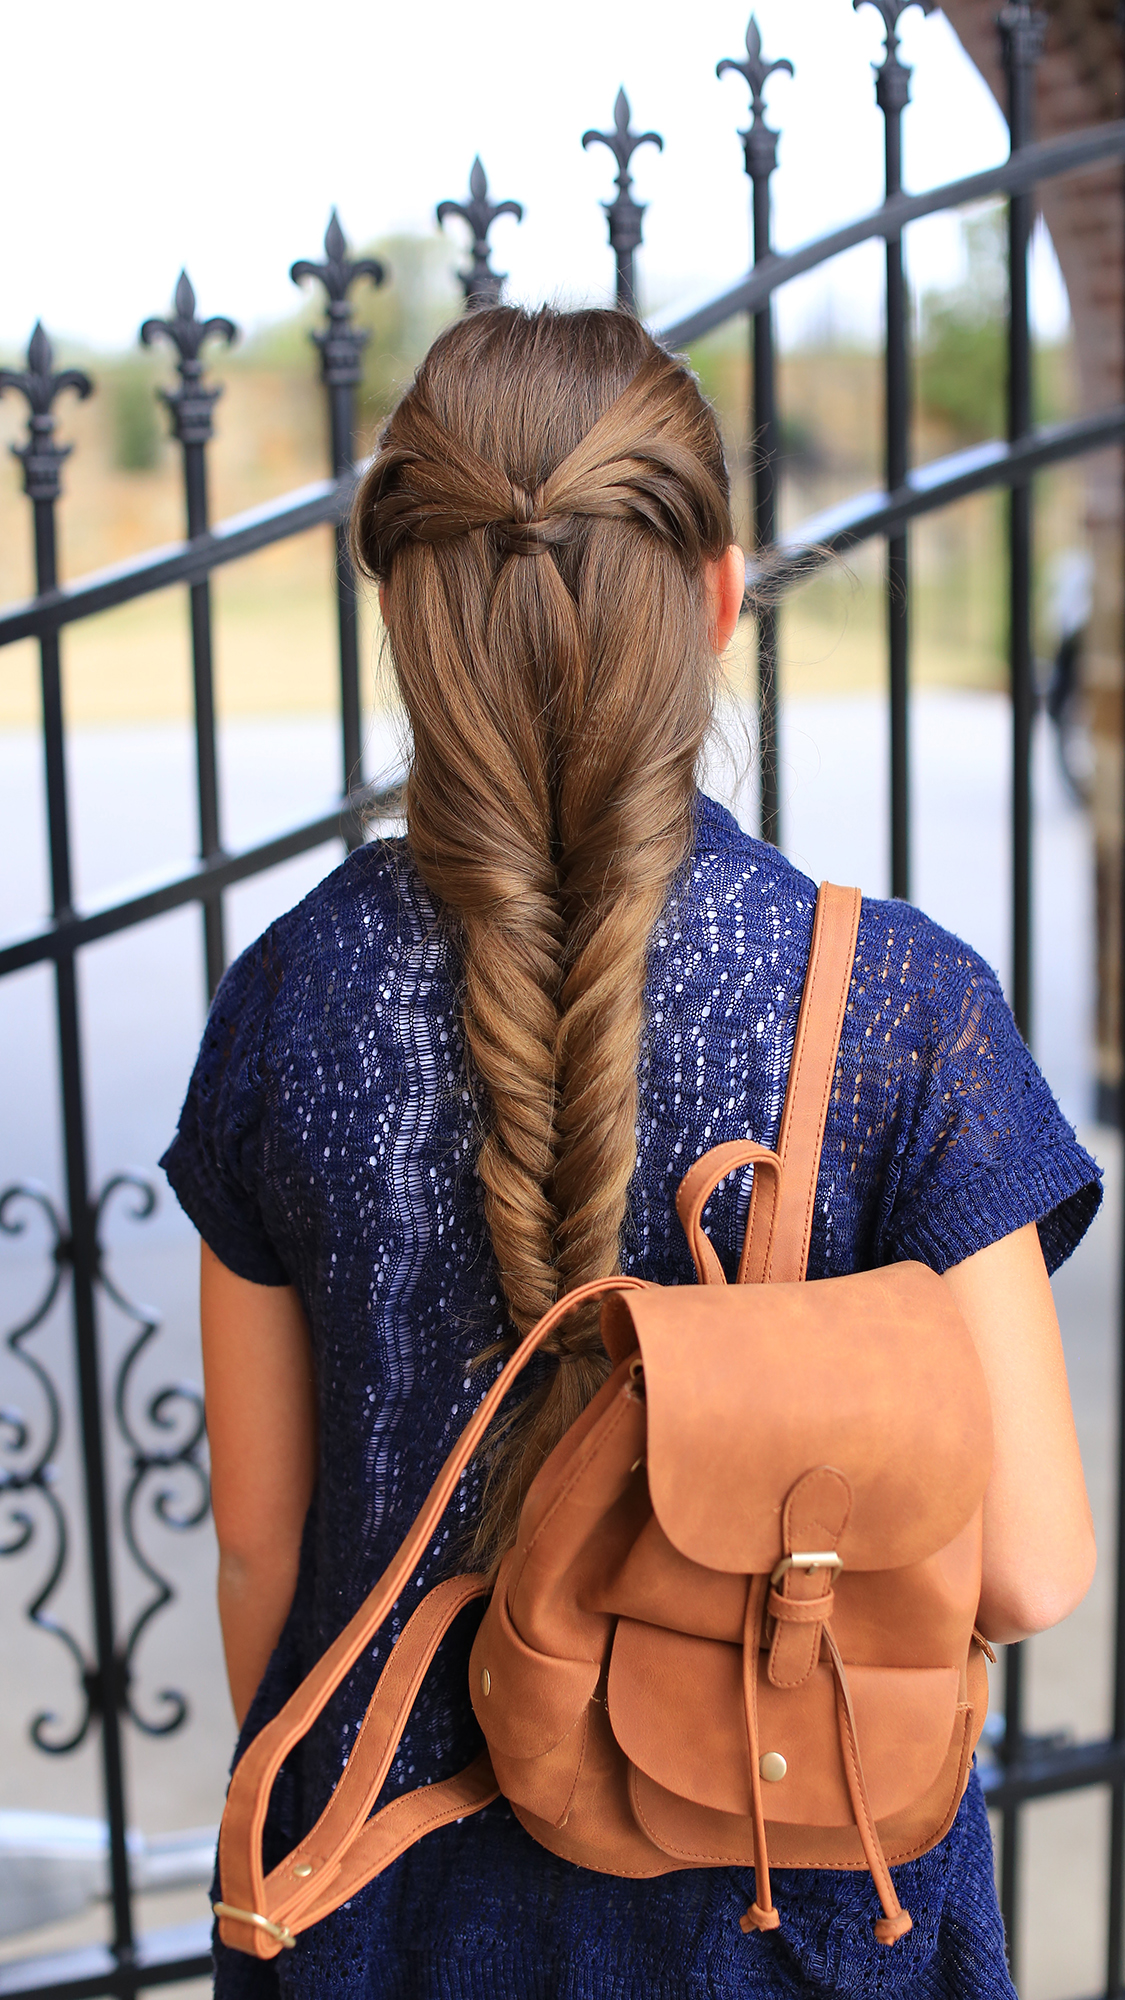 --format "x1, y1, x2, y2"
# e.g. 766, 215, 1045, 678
214, 883, 995, 1961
